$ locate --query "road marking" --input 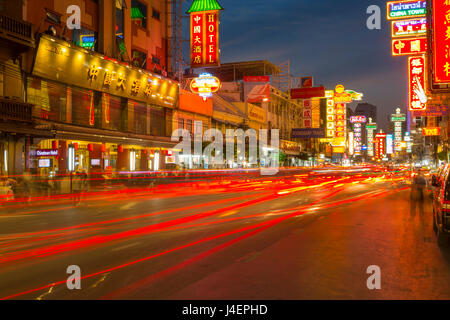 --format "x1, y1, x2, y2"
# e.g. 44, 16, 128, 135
120, 202, 136, 210
91, 273, 109, 288
219, 210, 238, 218
36, 286, 54, 300
111, 242, 141, 252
